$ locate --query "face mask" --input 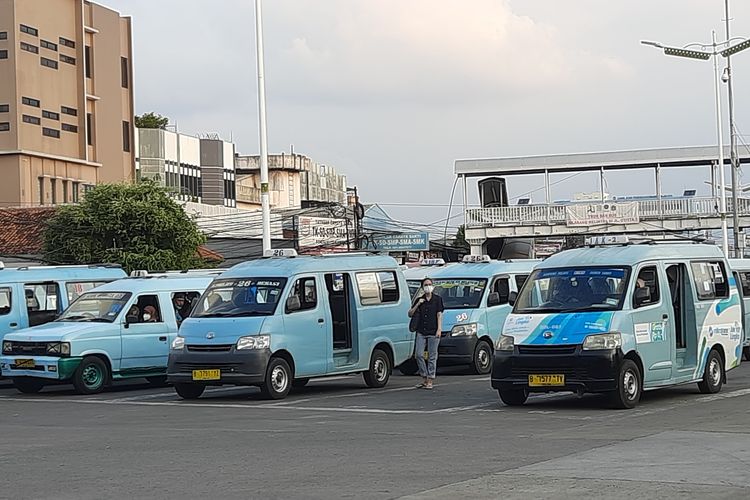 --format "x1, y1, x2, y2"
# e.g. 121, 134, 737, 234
143, 313, 152, 321
423, 285, 434, 294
